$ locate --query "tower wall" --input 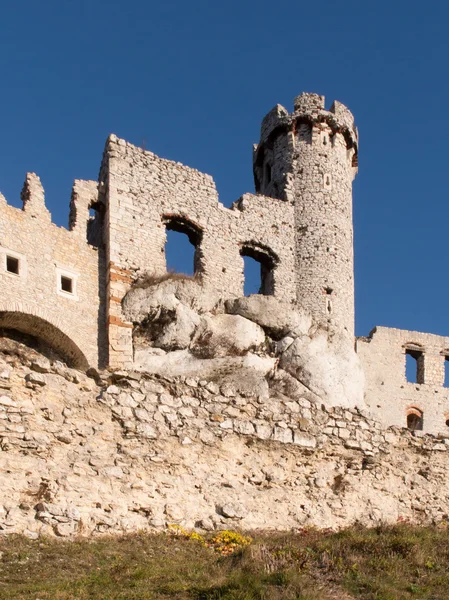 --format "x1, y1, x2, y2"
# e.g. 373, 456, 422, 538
253, 93, 358, 337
